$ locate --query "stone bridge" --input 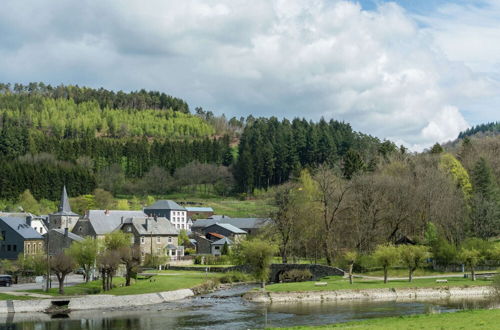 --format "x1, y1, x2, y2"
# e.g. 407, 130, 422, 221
227, 263, 345, 283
